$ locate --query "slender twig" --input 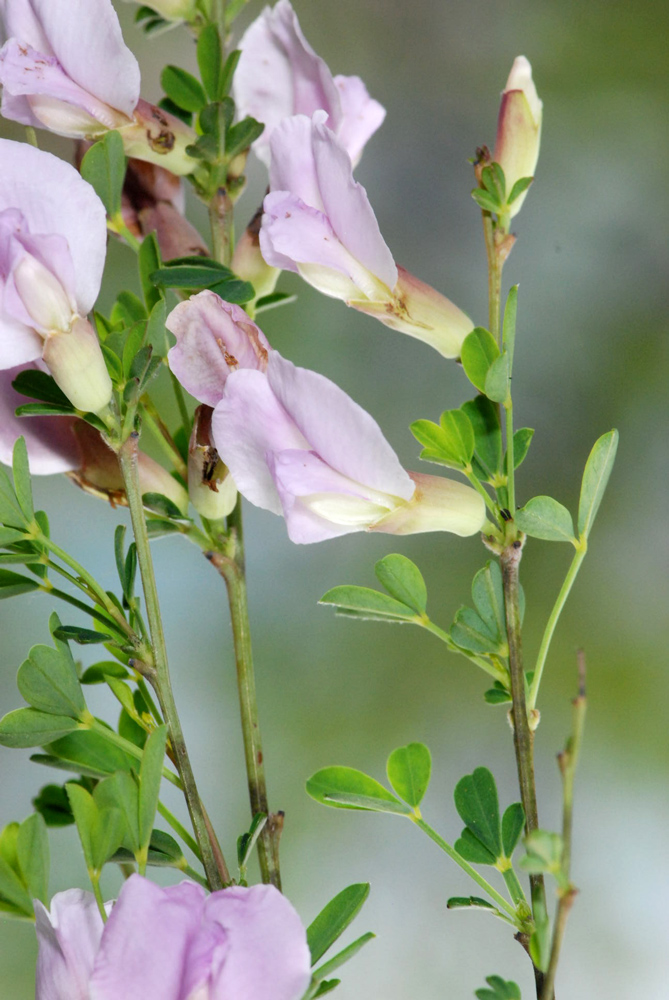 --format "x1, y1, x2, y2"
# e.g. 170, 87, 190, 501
528, 545, 587, 711
540, 654, 587, 1000
88, 718, 181, 788
208, 501, 282, 889
482, 212, 502, 342
208, 189, 234, 266
141, 396, 188, 478
419, 618, 509, 684
118, 433, 230, 888
157, 800, 202, 860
